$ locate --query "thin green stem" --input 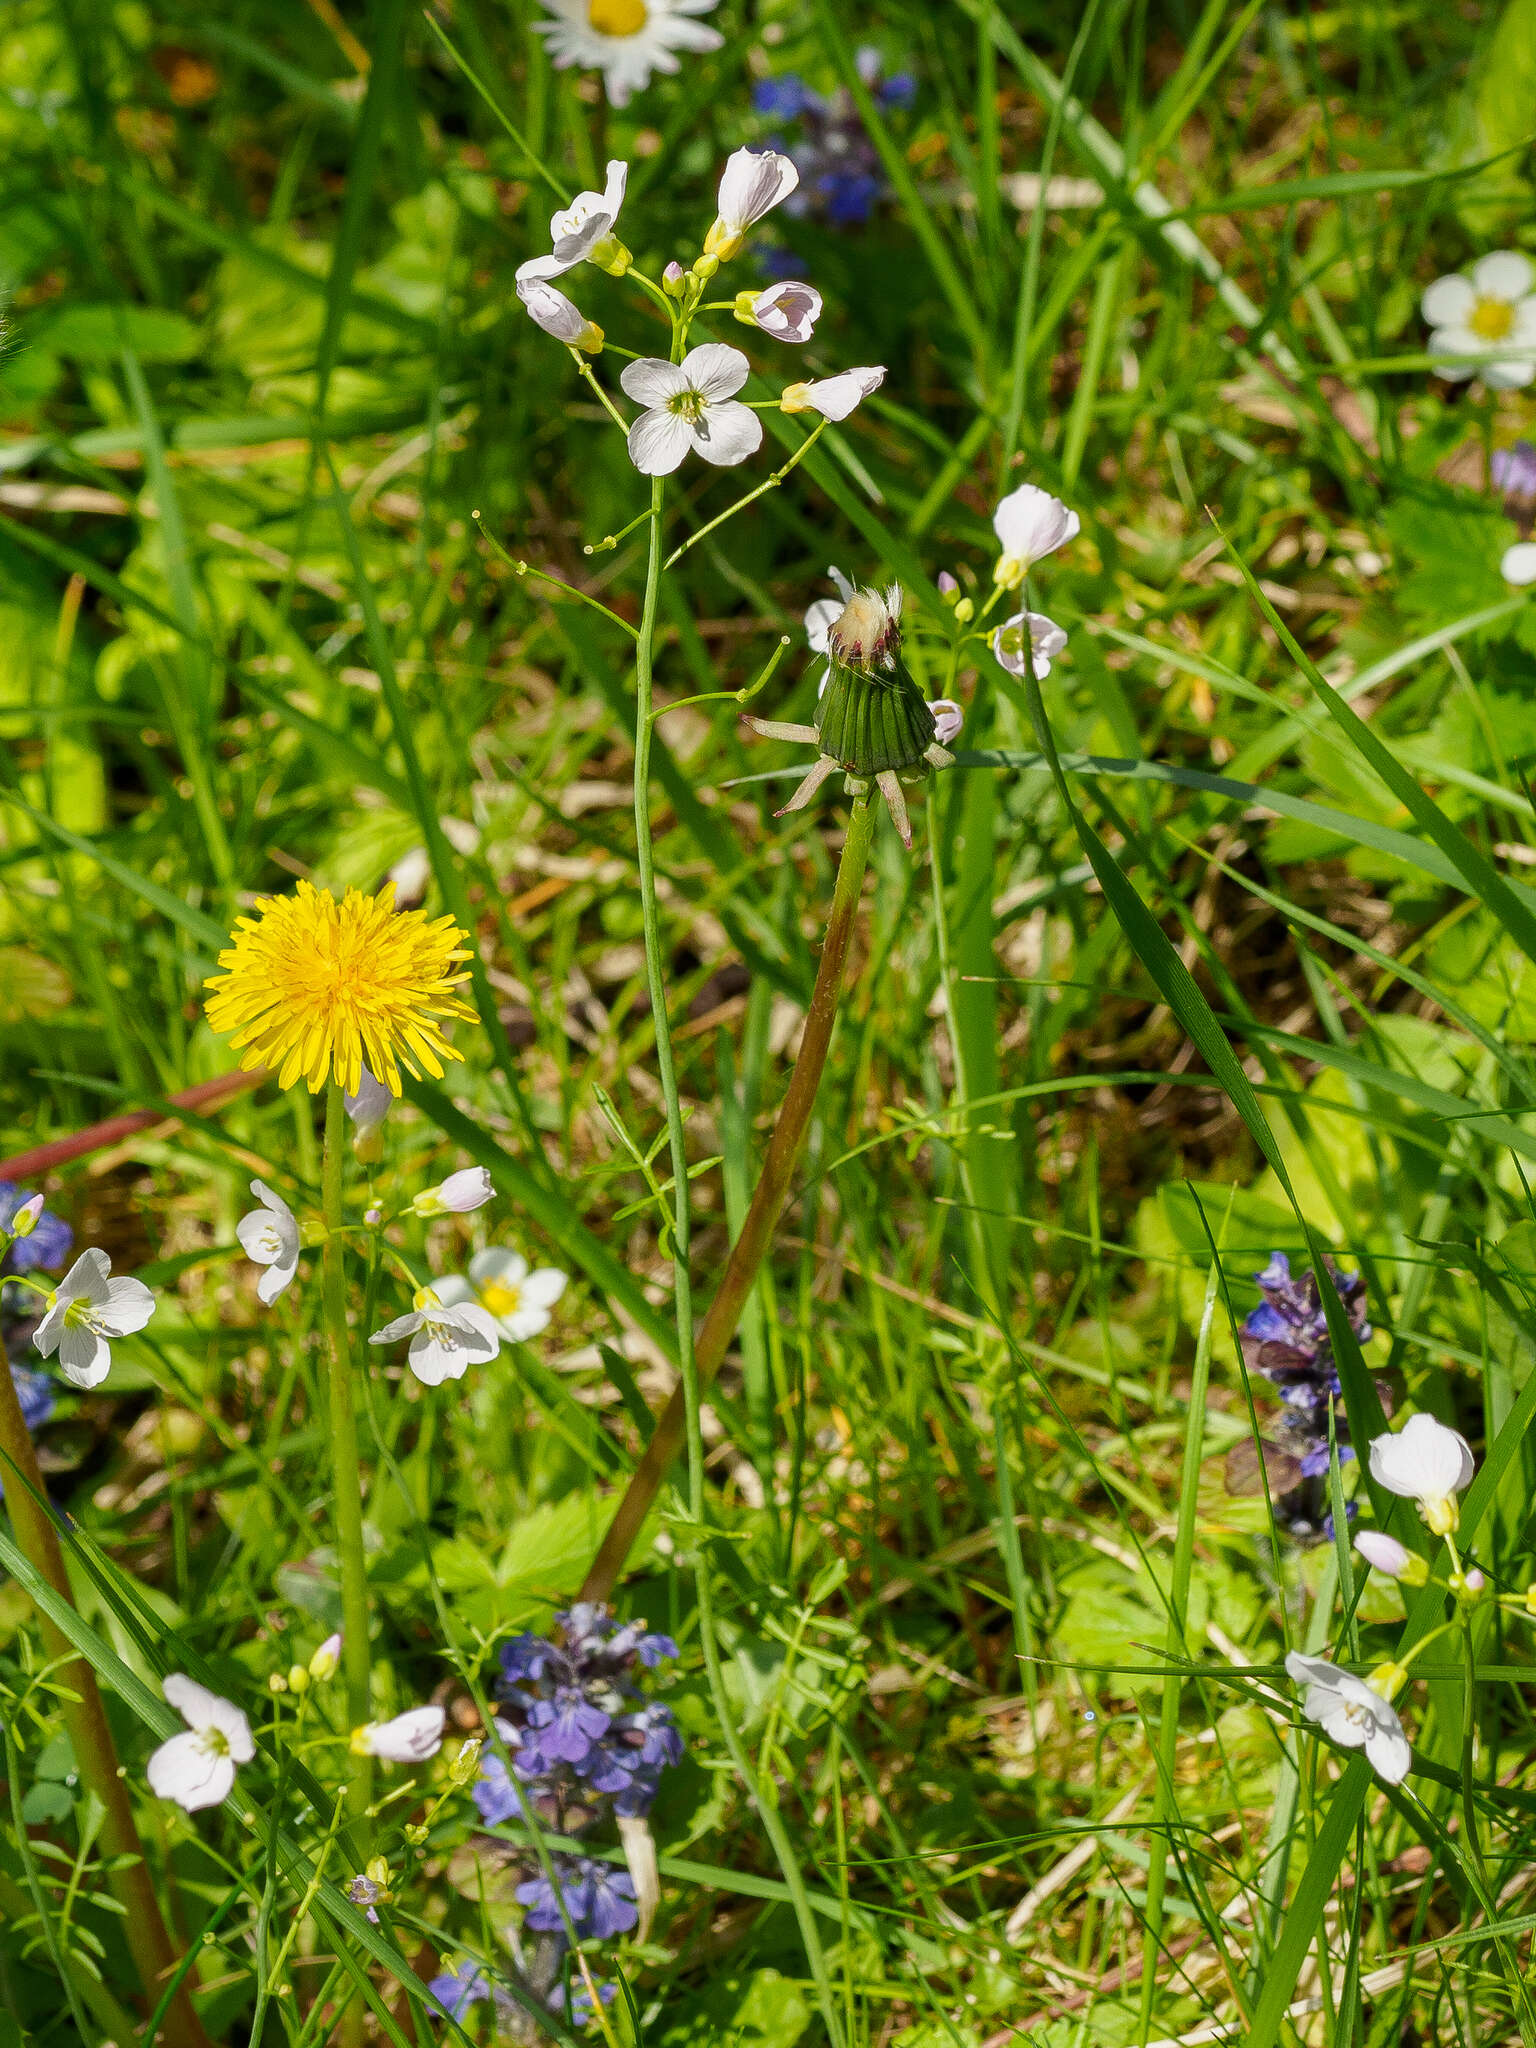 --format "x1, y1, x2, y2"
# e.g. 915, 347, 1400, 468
0, 1352, 210, 2048
321, 1083, 374, 1842
663, 419, 828, 569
